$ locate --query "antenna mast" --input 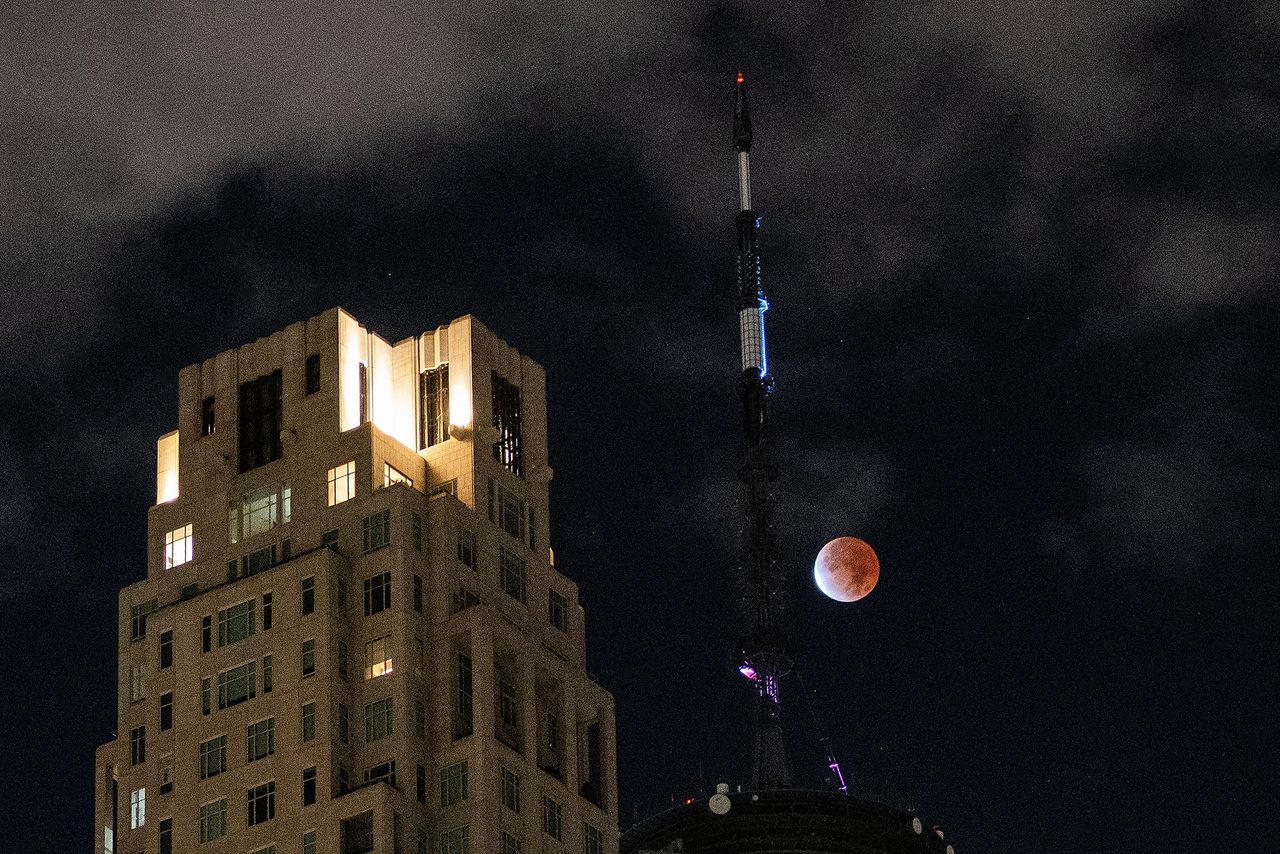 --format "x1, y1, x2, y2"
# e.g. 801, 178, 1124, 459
732, 71, 790, 790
